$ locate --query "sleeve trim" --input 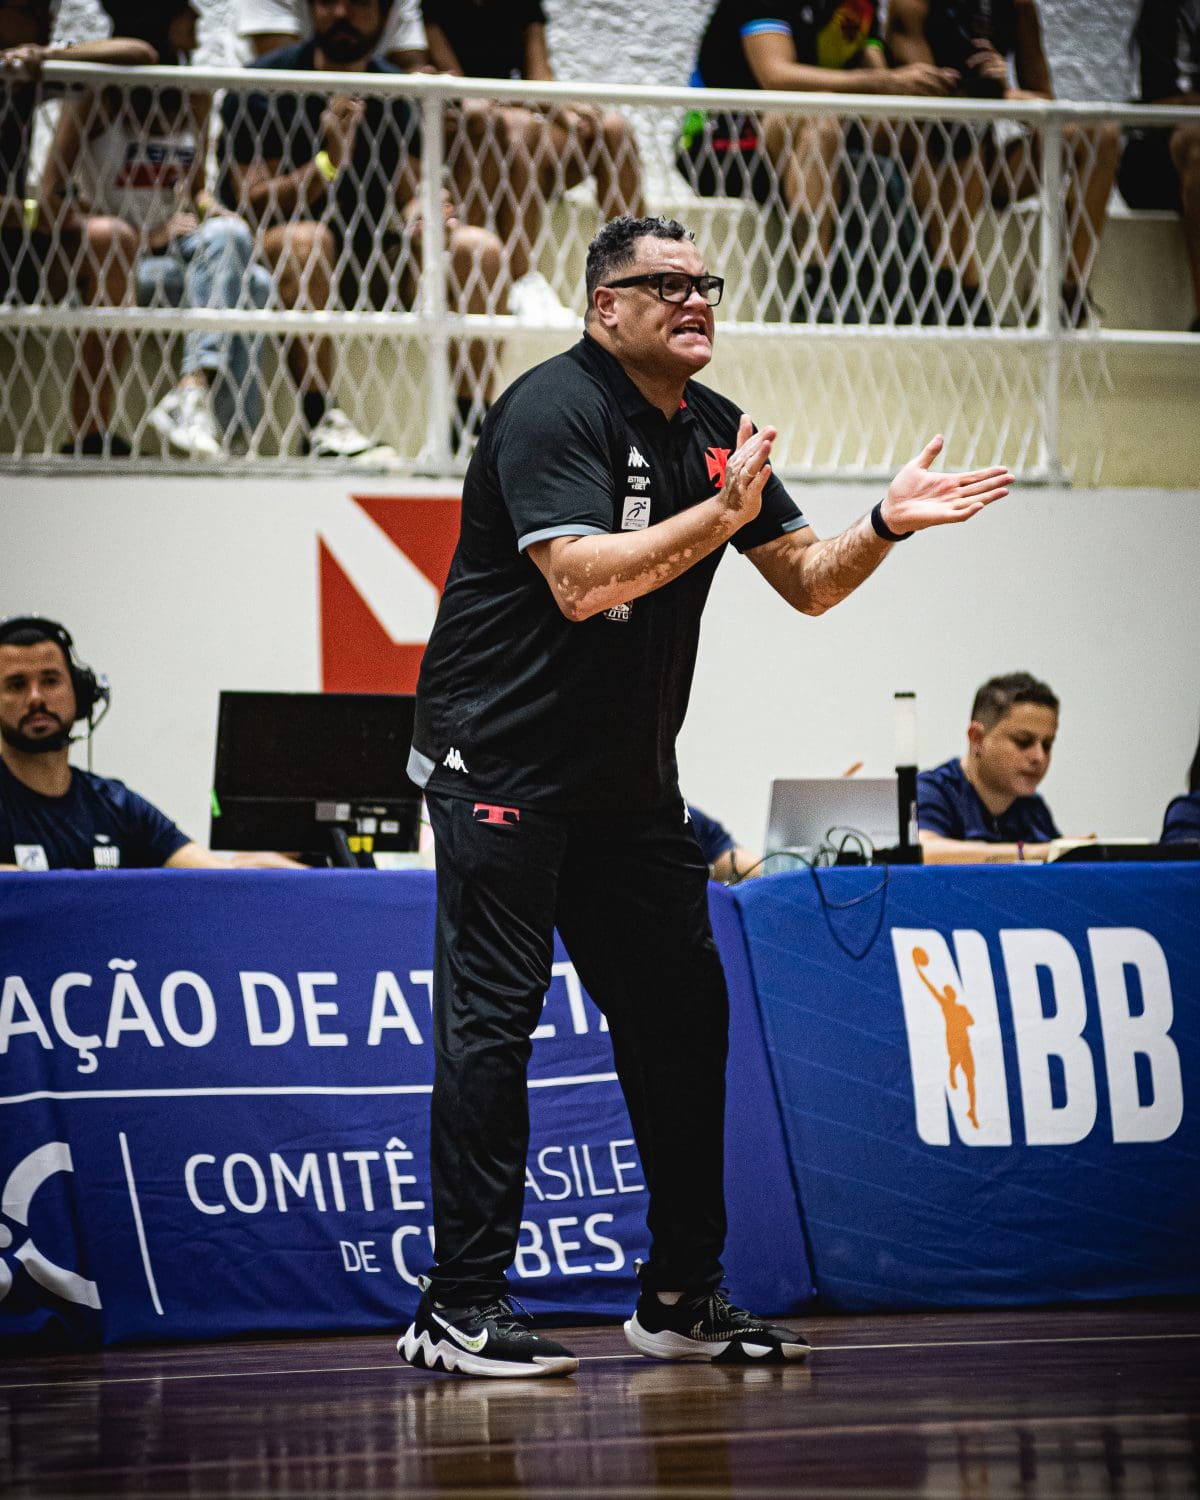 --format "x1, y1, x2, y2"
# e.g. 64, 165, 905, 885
517, 523, 608, 553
